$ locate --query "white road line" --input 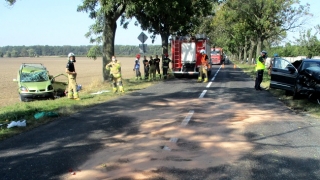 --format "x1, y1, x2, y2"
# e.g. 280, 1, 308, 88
199, 90, 207, 99
181, 110, 194, 126
210, 65, 222, 82
163, 110, 195, 151
170, 137, 178, 143
206, 82, 212, 88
